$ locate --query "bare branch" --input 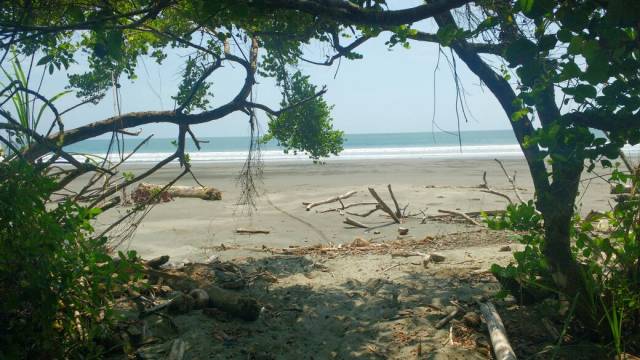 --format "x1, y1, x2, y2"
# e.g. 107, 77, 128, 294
252, 0, 472, 26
